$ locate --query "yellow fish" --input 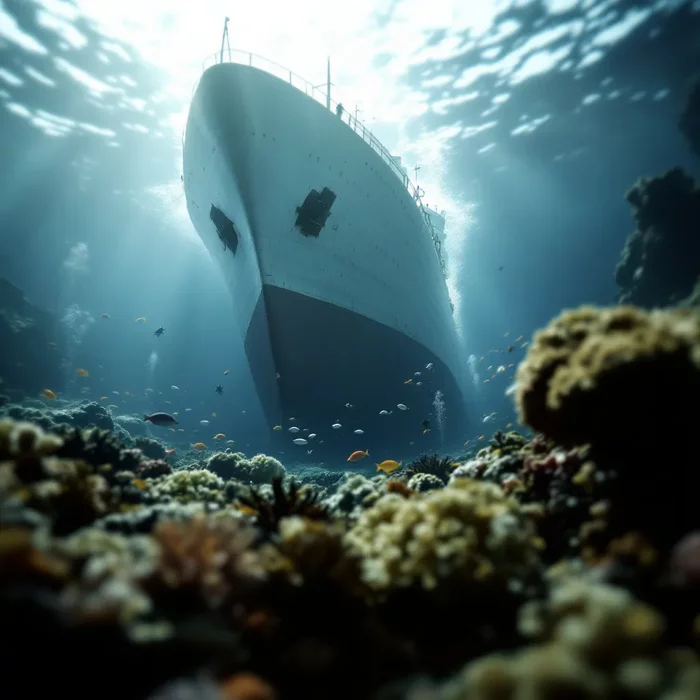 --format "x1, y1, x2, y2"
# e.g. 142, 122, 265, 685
42, 388, 57, 400
273, 425, 282, 431
347, 449, 369, 462
192, 442, 206, 451
76, 368, 89, 377
135, 317, 147, 323
376, 459, 402, 474
213, 433, 226, 440
132, 478, 148, 490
